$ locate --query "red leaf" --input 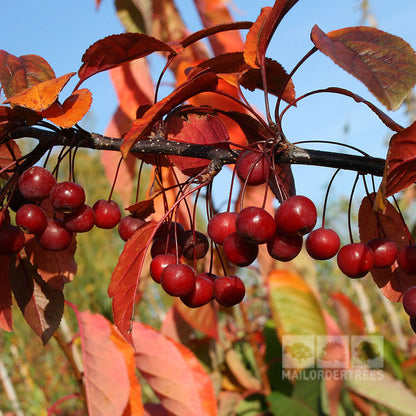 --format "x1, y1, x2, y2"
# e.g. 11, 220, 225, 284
0, 255, 13, 332
77, 311, 130, 416
330, 292, 365, 335
0, 136, 21, 179
10, 256, 64, 344
0, 51, 55, 98
126, 198, 155, 219
358, 193, 416, 302
132, 322, 217, 416
121, 72, 218, 157
311, 25, 416, 111
4, 72, 75, 112
41, 88, 92, 128
108, 222, 158, 344
77, 33, 179, 88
